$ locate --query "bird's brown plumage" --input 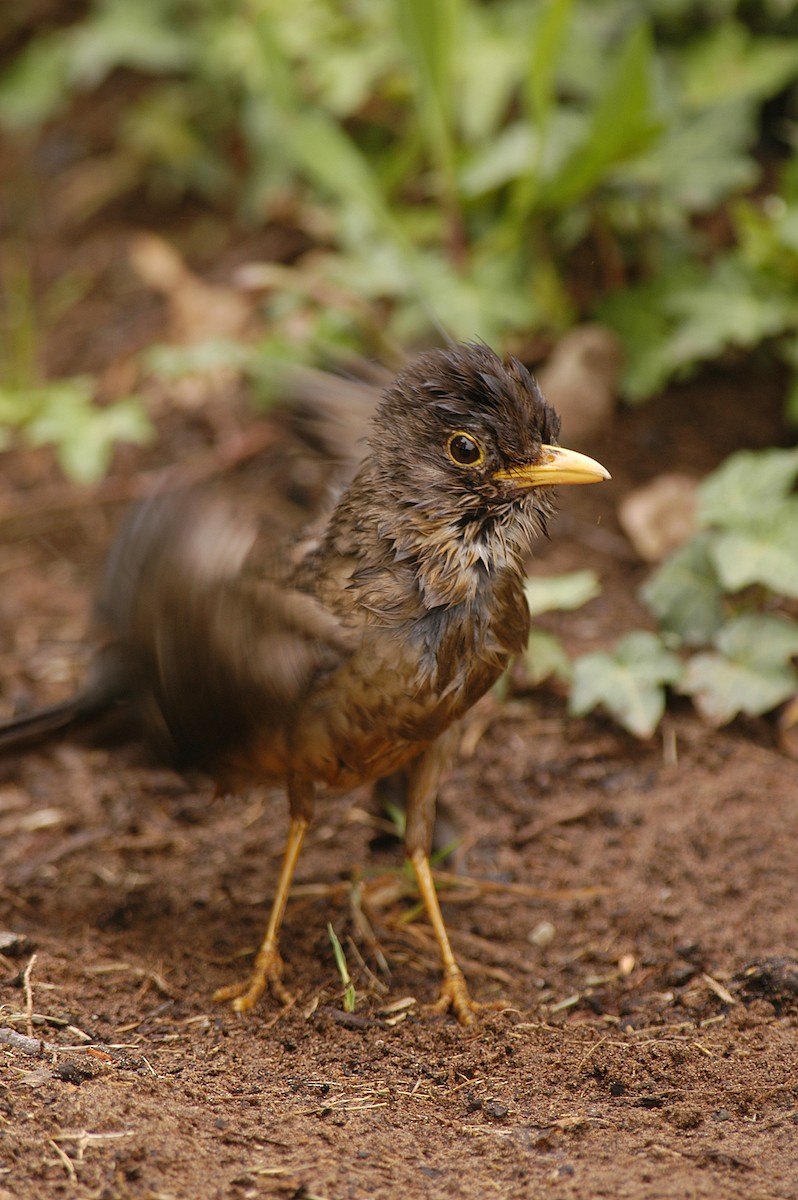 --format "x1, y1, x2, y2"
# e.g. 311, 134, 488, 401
0, 342, 608, 1022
